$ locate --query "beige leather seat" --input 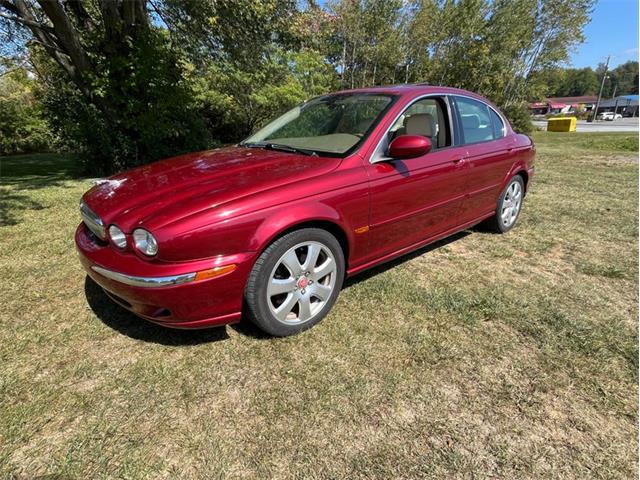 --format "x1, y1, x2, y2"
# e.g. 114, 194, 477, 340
404, 113, 436, 142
